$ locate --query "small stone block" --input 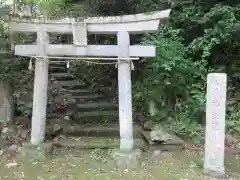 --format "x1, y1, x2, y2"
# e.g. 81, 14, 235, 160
204, 169, 226, 179
113, 149, 142, 170
18, 142, 53, 162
